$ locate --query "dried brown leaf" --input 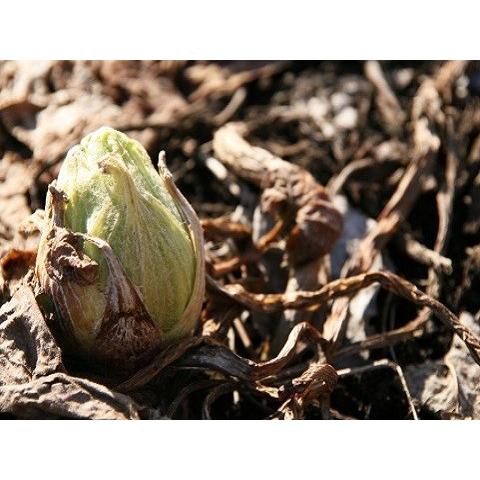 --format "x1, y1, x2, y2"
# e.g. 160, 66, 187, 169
406, 312, 480, 418
213, 122, 343, 265
0, 286, 159, 419
0, 153, 34, 246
